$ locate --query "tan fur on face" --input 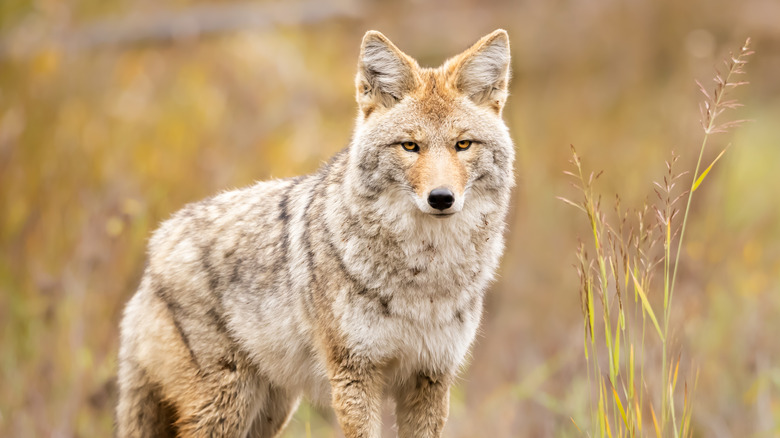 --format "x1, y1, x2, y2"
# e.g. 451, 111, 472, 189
402, 144, 469, 199
358, 31, 509, 204
388, 72, 482, 202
